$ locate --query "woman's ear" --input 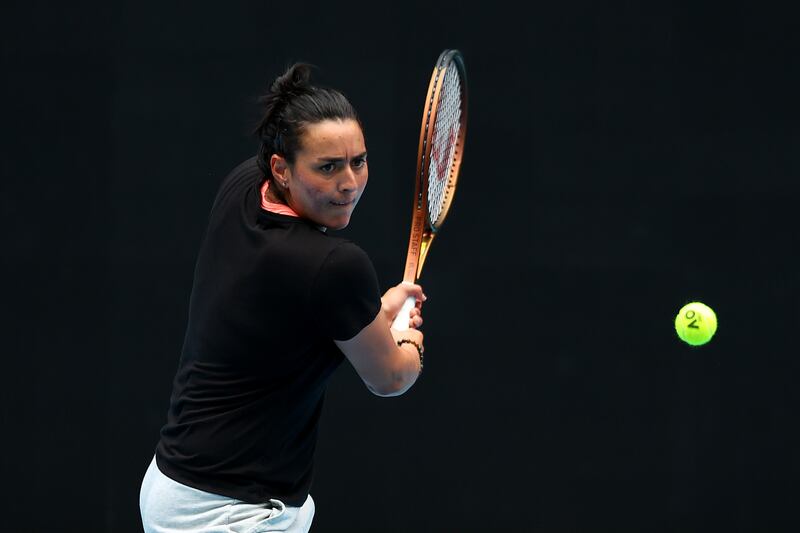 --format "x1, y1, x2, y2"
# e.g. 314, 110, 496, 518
270, 154, 290, 188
